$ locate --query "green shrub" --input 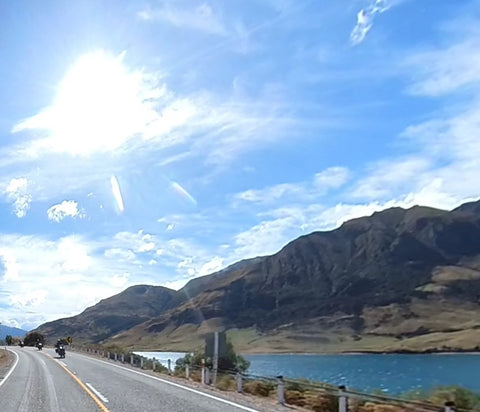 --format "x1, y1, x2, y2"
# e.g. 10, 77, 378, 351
428, 386, 480, 410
